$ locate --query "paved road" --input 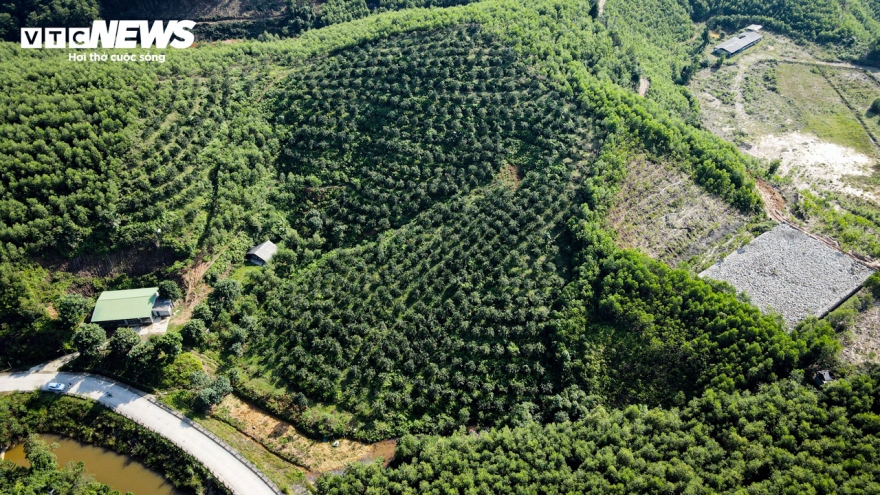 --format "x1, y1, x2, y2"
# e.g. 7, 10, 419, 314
0, 370, 279, 495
